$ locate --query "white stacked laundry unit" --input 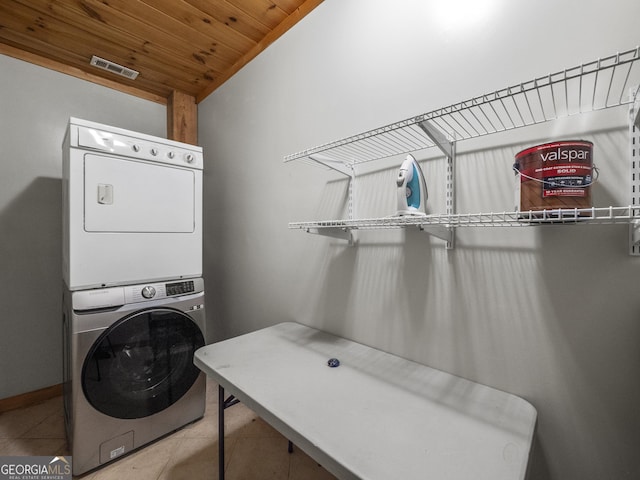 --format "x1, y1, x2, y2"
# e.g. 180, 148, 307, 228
61, 117, 206, 475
